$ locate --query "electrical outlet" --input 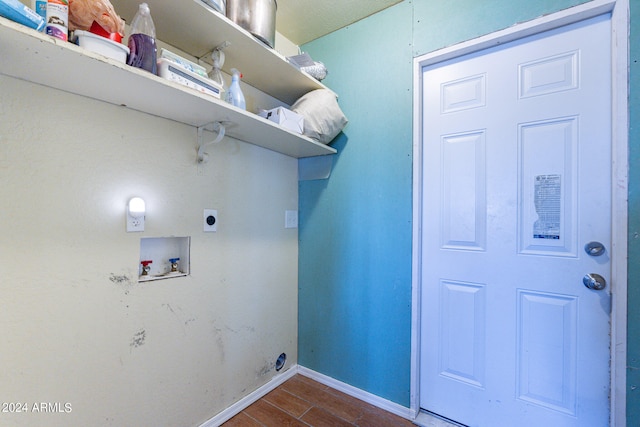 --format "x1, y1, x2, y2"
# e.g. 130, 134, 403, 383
126, 214, 145, 232
285, 210, 298, 229
126, 197, 146, 232
203, 209, 217, 232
